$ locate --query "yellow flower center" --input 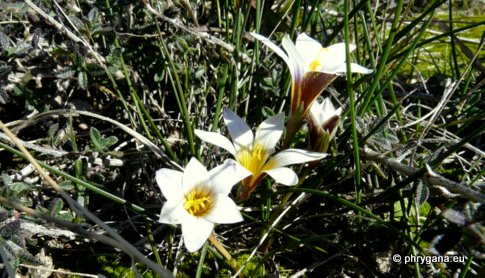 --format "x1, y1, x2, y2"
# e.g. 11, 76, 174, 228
309, 60, 322, 71
309, 48, 328, 71
237, 143, 267, 174
184, 188, 213, 217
